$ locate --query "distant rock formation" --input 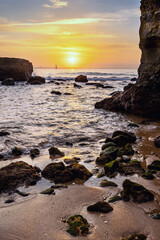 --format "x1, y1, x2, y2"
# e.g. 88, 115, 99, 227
0, 57, 33, 81
95, 0, 160, 118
